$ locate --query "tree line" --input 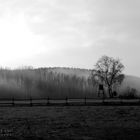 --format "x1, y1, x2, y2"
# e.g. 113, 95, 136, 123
0, 67, 96, 98
0, 55, 137, 99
